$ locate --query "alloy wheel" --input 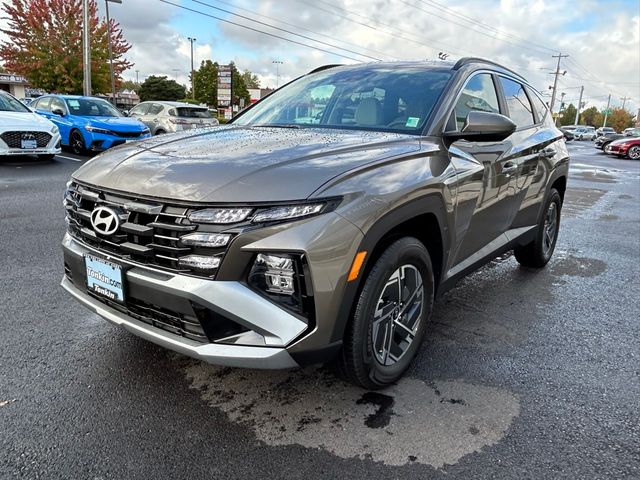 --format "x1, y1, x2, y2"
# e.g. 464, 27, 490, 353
543, 202, 558, 256
628, 146, 640, 160
372, 264, 424, 366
